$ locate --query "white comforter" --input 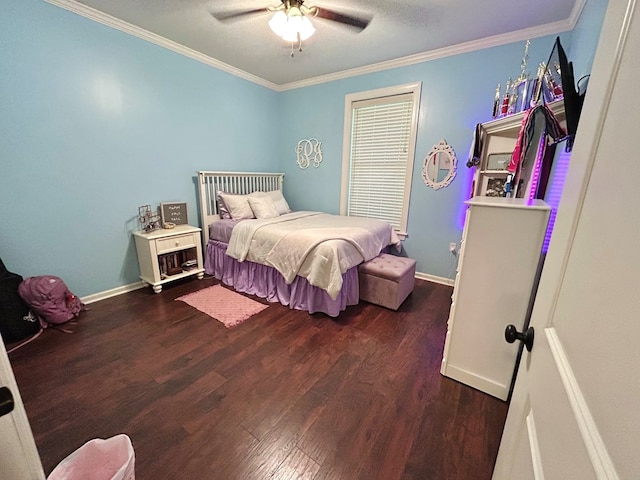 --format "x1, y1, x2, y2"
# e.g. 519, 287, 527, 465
226, 211, 400, 299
